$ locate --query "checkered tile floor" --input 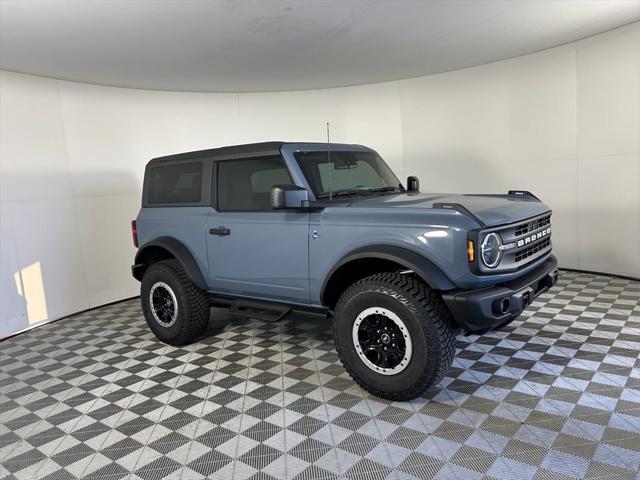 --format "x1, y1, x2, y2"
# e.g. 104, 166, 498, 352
1, 271, 639, 480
